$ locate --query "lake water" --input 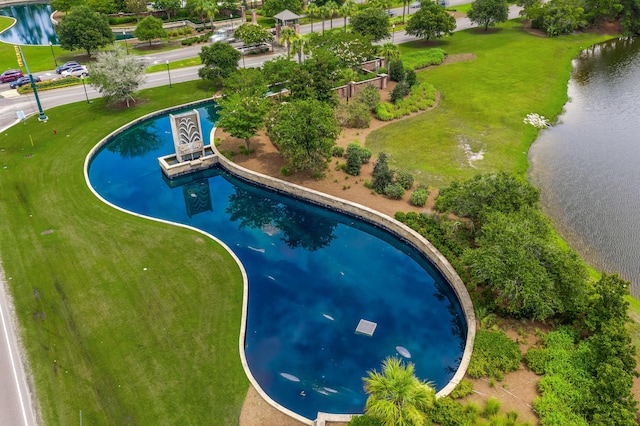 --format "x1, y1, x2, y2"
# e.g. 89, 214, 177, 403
529, 37, 640, 297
